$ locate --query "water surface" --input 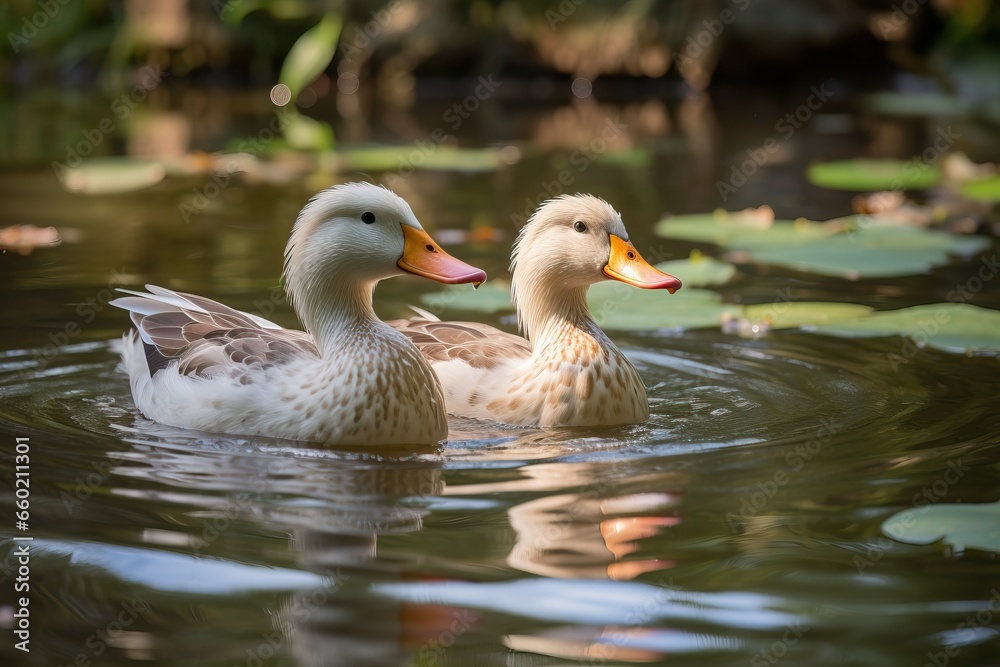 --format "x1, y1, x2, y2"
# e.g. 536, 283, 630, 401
1, 93, 999, 667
